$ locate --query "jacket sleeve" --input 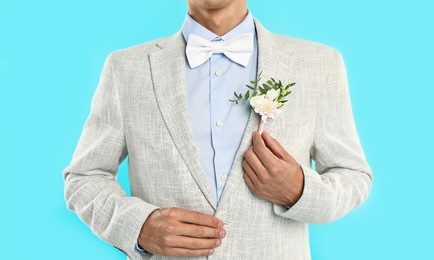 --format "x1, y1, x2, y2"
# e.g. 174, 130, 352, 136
274, 50, 373, 223
63, 53, 159, 258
